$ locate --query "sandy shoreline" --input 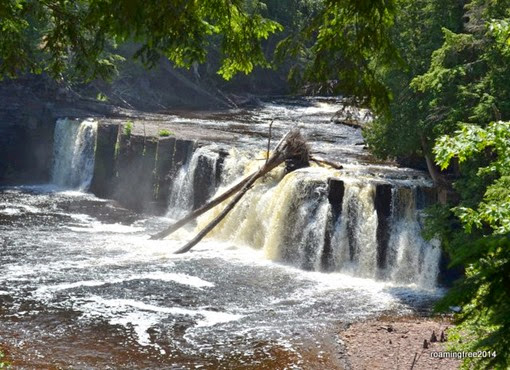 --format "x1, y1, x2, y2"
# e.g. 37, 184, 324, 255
338, 315, 460, 370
